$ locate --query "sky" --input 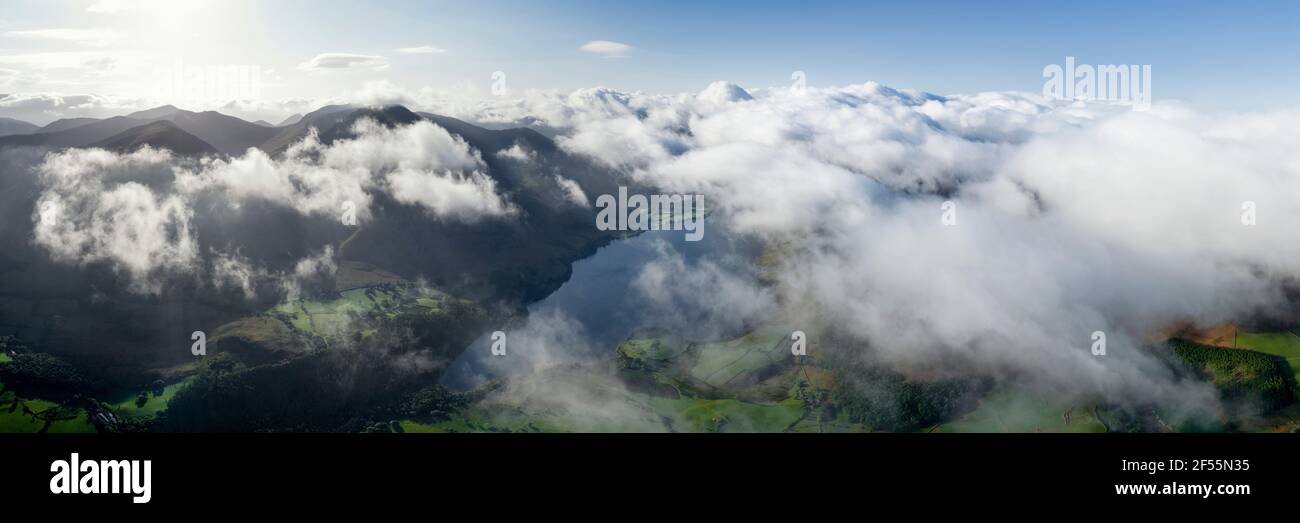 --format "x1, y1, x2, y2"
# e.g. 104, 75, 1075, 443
1, 0, 1298, 123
